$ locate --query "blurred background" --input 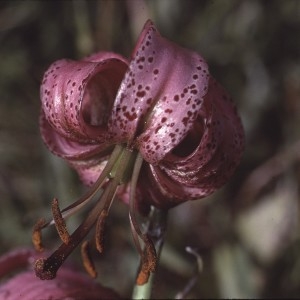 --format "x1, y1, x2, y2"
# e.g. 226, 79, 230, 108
0, 0, 300, 298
